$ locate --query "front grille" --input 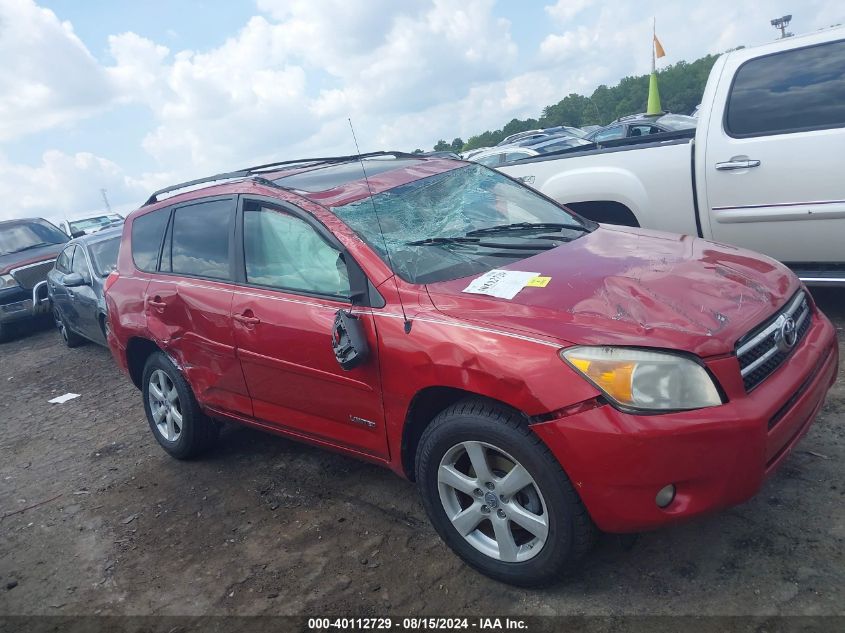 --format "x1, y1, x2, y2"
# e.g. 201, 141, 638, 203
10, 260, 55, 290
736, 291, 811, 392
